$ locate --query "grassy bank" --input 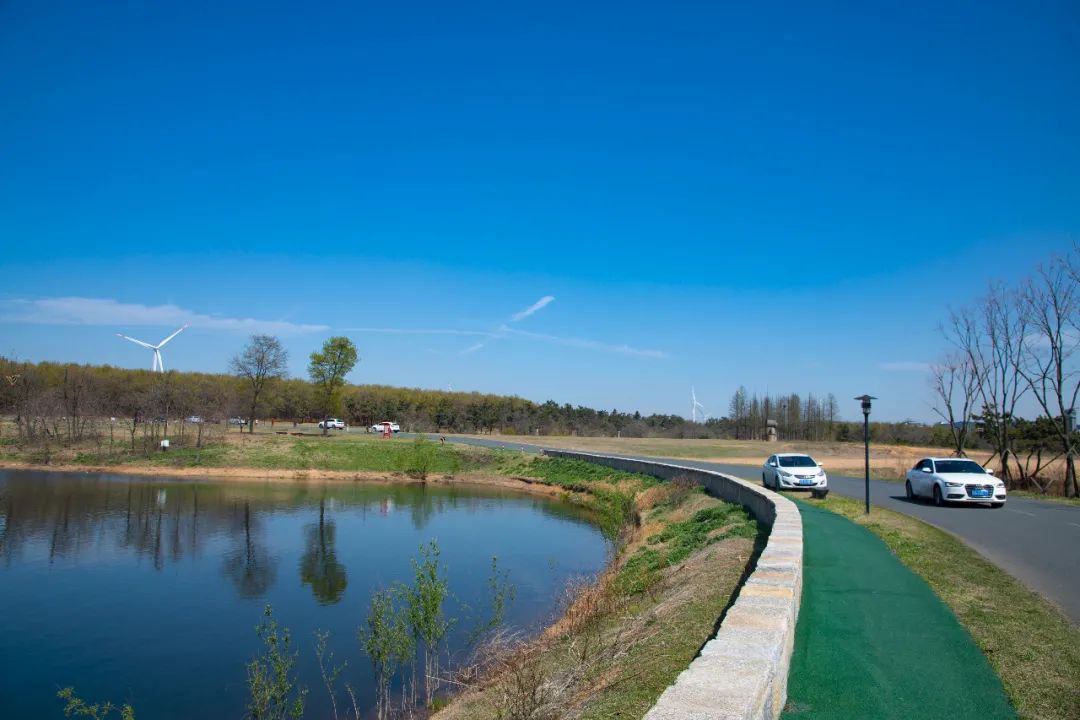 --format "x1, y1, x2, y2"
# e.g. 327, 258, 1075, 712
794, 494, 1080, 720
0, 425, 485, 476
439, 454, 760, 720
